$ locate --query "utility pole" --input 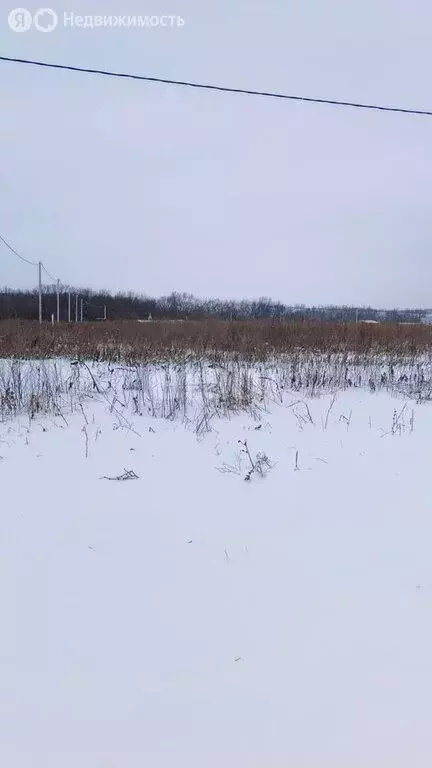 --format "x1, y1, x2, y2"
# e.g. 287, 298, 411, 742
75, 295, 78, 323
38, 261, 42, 324
104, 304, 107, 321
68, 292, 71, 323
80, 298, 83, 323
56, 278, 60, 324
